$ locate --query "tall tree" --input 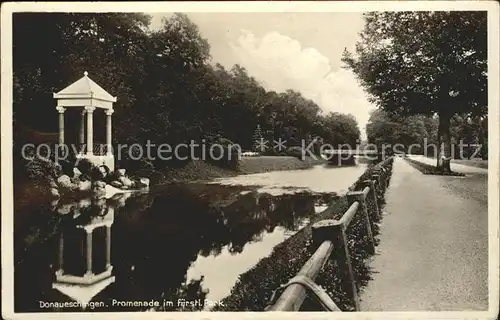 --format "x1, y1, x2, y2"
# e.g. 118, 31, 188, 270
367, 110, 433, 154
366, 109, 402, 149
342, 11, 487, 172
252, 125, 263, 152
